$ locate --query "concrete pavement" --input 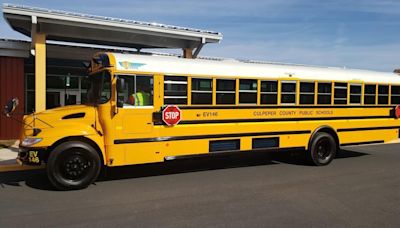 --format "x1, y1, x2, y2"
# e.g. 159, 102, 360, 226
0, 140, 18, 165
